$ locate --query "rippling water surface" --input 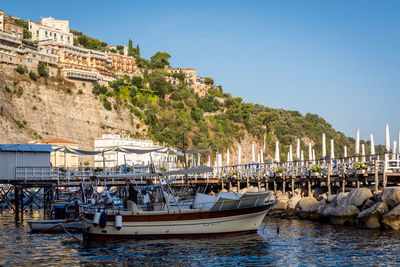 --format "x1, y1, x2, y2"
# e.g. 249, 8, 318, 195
1, 210, 400, 266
